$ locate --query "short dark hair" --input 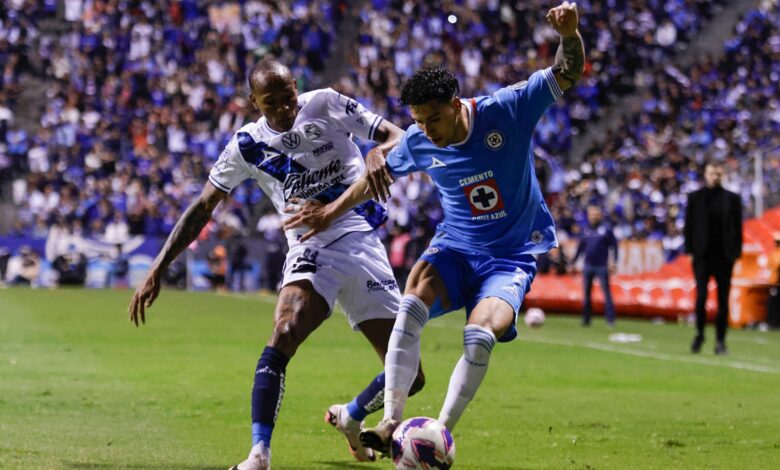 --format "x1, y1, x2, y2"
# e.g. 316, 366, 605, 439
400, 66, 459, 106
